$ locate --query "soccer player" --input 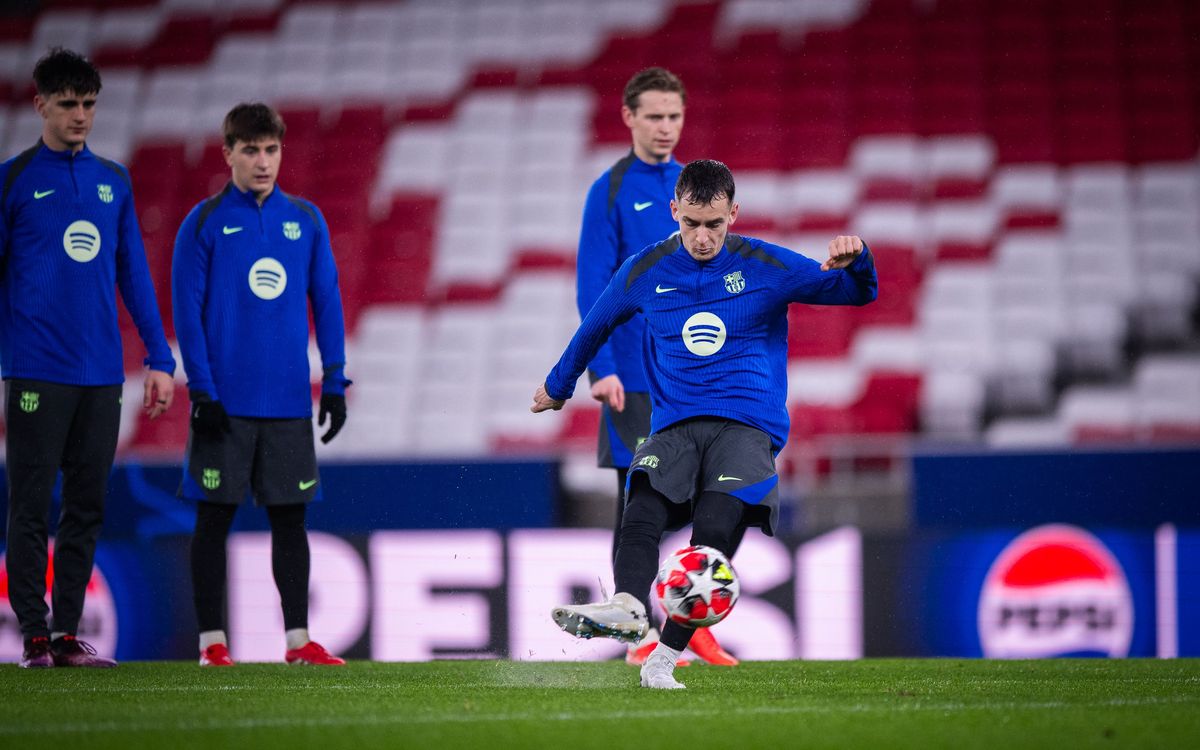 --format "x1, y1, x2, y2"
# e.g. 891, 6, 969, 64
578, 67, 736, 667
172, 103, 351, 667
1, 48, 176, 669
532, 160, 877, 688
